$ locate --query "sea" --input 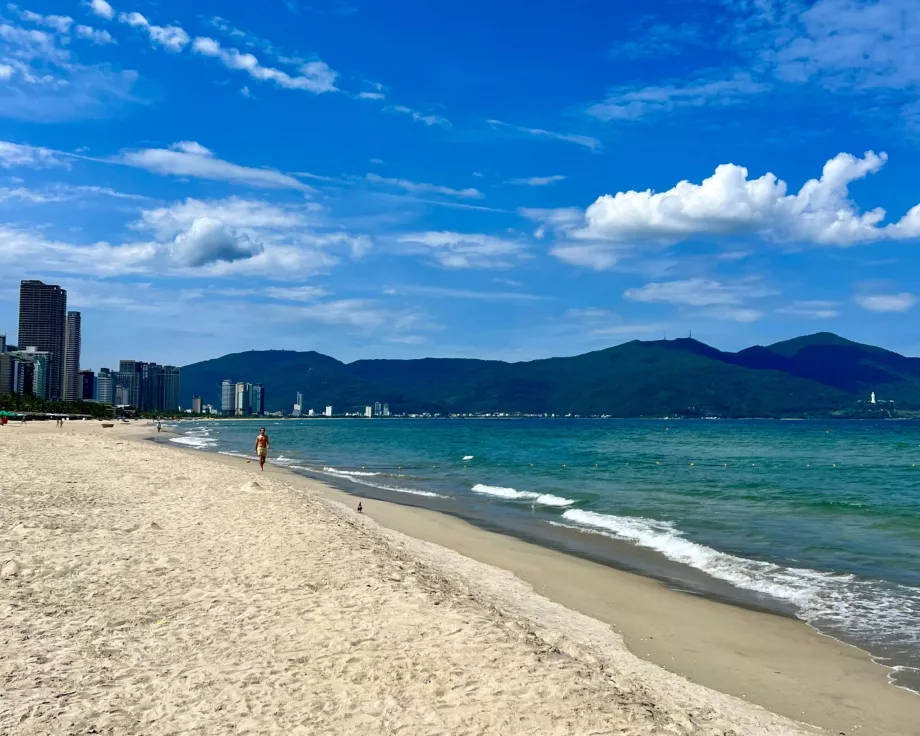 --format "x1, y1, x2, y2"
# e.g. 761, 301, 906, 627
167, 417, 920, 693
